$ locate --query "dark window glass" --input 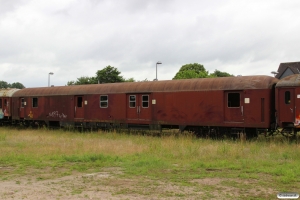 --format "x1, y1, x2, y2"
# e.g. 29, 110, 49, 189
32, 98, 38, 108
100, 95, 108, 108
142, 95, 149, 108
77, 97, 83, 107
228, 93, 240, 107
0, 99, 2, 108
129, 95, 136, 108
285, 91, 291, 104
